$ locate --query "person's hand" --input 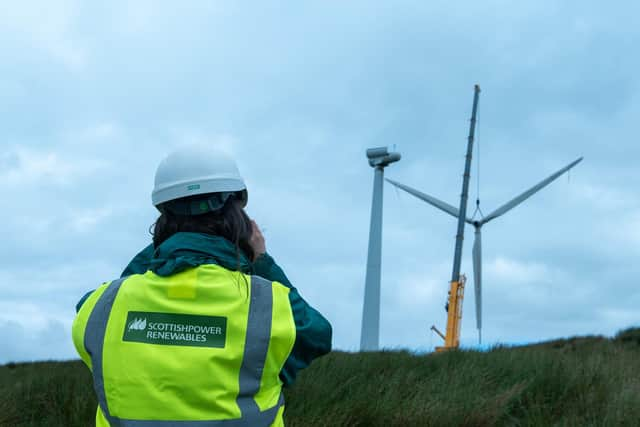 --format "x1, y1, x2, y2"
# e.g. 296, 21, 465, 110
249, 220, 266, 261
